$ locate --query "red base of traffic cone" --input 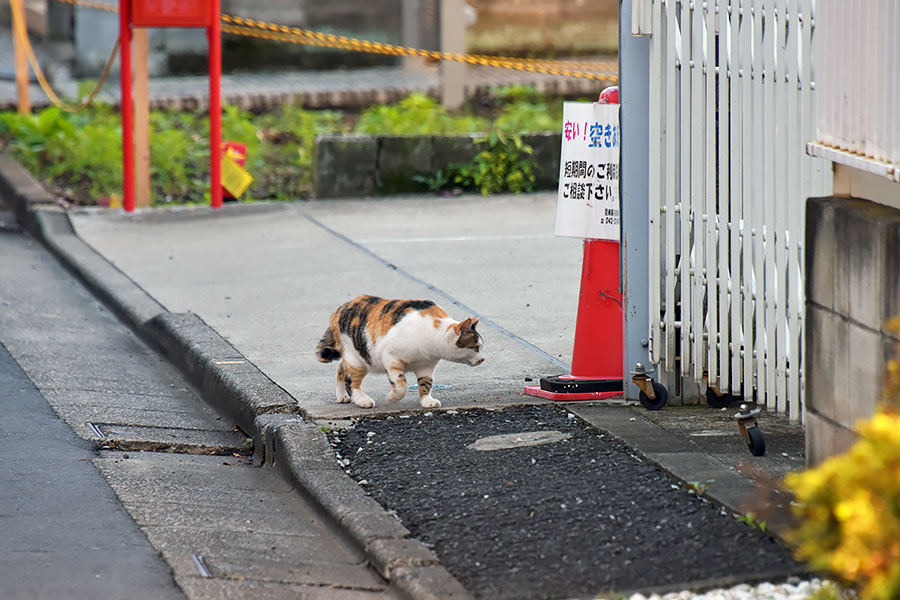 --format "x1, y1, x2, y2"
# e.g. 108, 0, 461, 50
524, 239, 623, 401
523, 377, 623, 401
